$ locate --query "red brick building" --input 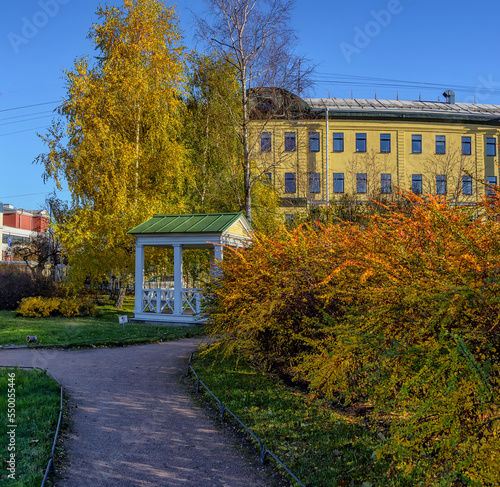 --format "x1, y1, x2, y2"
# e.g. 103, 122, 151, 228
1, 204, 50, 261
2, 206, 49, 232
